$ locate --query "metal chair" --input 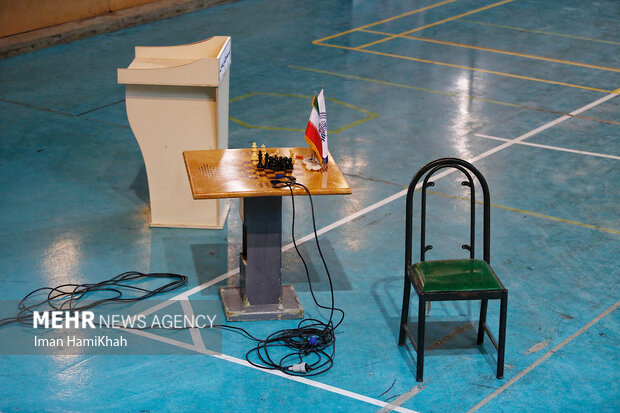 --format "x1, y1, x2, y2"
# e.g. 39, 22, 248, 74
398, 158, 508, 382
